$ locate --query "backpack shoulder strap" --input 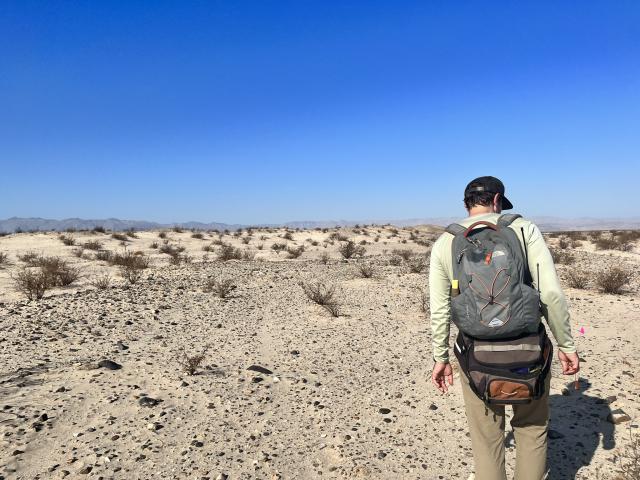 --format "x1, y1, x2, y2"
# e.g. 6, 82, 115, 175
445, 223, 466, 236
497, 214, 522, 228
